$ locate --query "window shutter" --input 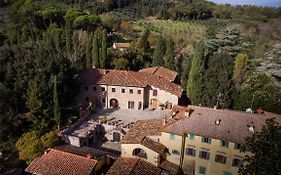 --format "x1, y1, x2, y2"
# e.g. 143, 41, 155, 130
208, 138, 212, 144
207, 152, 210, 160
224, 157, 227, 164
201, 137, 204, 142
193, 150, 196, 156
